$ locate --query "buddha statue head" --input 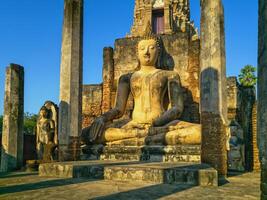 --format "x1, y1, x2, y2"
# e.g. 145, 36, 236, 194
138, 38, 159, 67
137, 21, 162, 69
39, 106, 50, 119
